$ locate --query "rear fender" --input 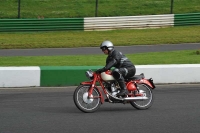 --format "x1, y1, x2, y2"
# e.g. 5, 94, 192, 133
139, 78, 156, 89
